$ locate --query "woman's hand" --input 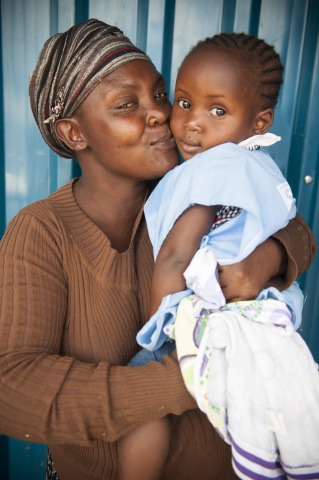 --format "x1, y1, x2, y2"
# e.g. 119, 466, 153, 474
218, 237, 287, 302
